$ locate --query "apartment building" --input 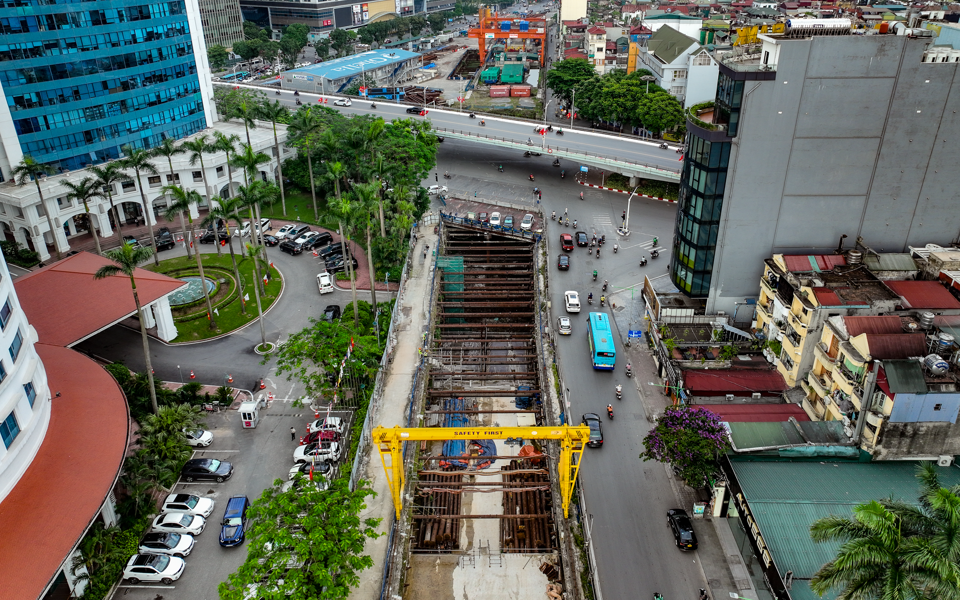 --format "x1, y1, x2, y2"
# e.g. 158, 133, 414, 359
636, 25, 718, 106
